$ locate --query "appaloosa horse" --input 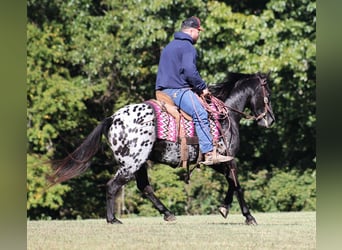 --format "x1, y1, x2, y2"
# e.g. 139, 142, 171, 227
48, 72, 275, 225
